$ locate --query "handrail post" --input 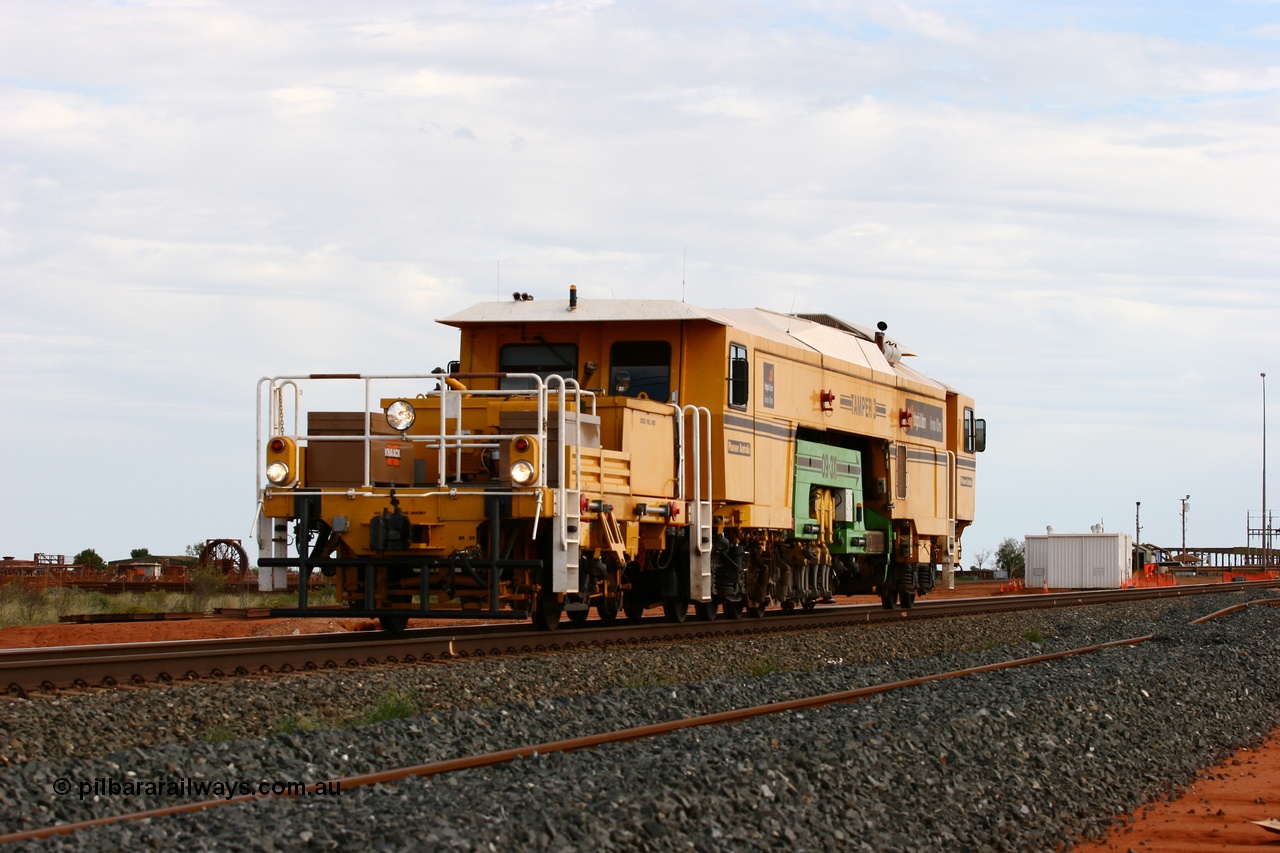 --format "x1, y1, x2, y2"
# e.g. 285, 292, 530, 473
363, 377, 372, 487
